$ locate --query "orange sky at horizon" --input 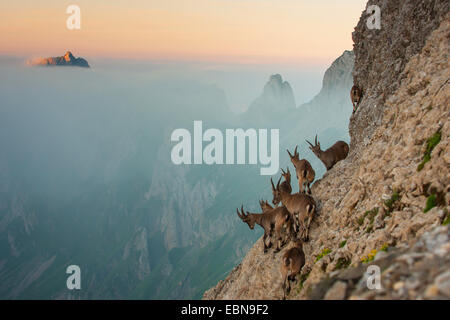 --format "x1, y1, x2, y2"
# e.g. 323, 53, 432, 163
0, 0, 367, 66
